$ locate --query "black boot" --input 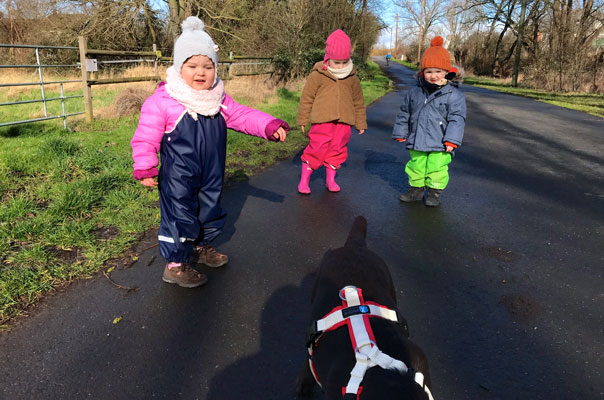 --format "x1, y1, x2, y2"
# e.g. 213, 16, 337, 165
399, 186, 425, 202
424, 188, 442, 207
